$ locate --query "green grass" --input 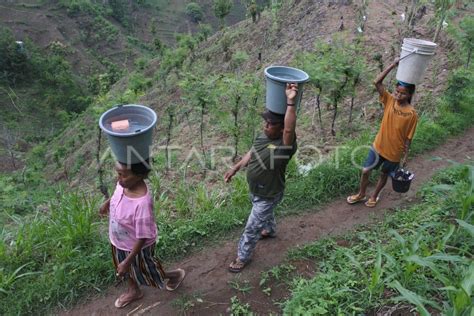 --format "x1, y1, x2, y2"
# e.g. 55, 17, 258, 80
0, 191, 112, 315
278, 164, 473, 315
